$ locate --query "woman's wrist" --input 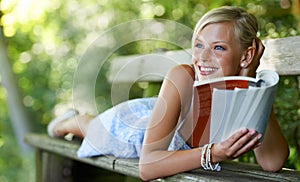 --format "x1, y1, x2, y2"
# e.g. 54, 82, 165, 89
210, 143, 222, 164
200, 143, 221, 171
